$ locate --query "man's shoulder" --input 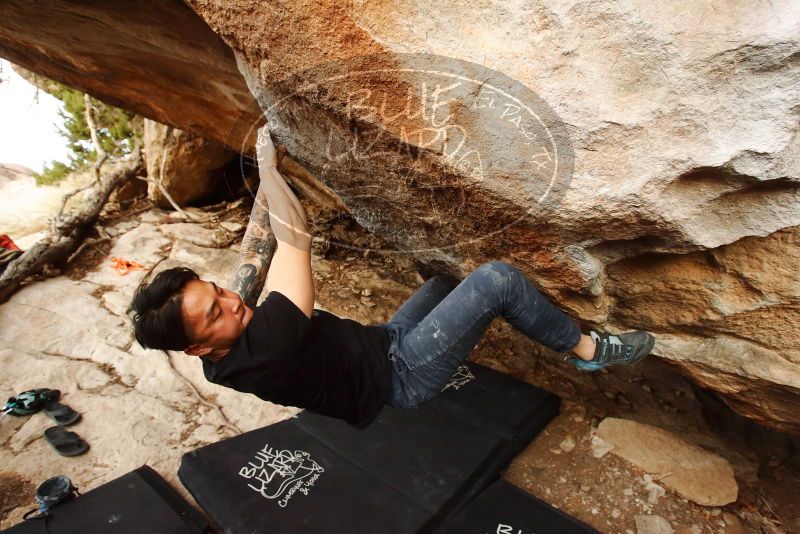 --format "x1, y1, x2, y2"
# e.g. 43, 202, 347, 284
199, 354, 219, 381
200, 344, 241, 382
